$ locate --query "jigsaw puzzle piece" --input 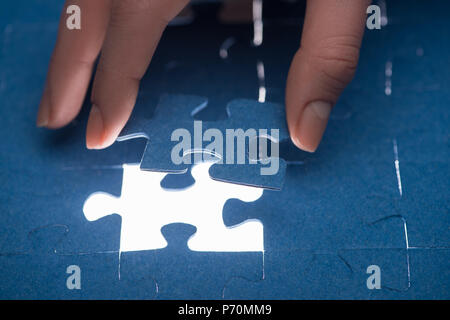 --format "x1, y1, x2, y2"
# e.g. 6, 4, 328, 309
337, 248, 411, 294
0, 225, 124, 299
356, 103, 449, 248
208, 98, 289, 188
392, 162, 449, 248
279, 90, 396, 164
321, 89, 448, 167
120, 223, 263, 299
0, 167, 123, 255
223, 247, 410, 299
118, 94, 290, 189
223, 157, 406, 253
0, 252, 117, 299
118, 94, 208, 174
